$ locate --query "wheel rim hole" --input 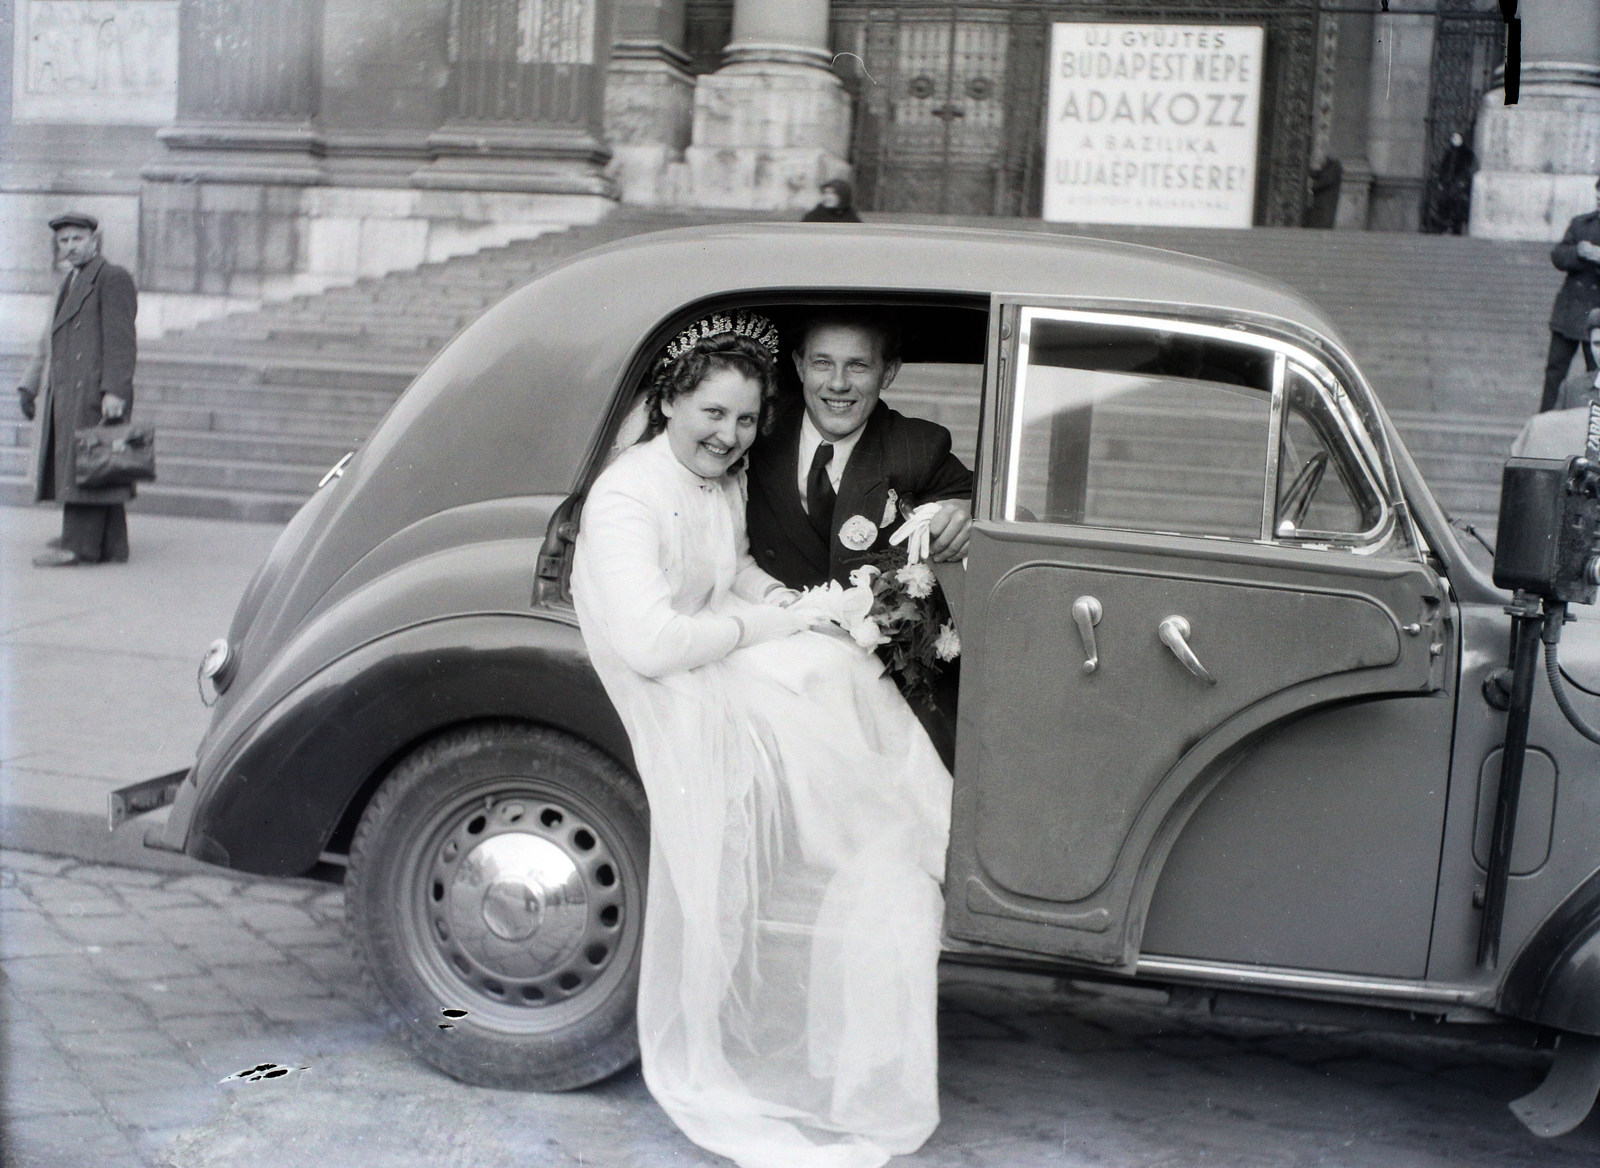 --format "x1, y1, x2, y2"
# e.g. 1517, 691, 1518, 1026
595, 863, 615, 888
501, 802, 525, 824
431, 880, 444, 902
585, 944, 607, 966
599, 905, 619, 928
452, 954, 471, 976
483, 978, 505, 997
466, 815, 487, 835
435, 918, 449, 941
540, 808, 563, 828
522, 986, 544, 1003
558, 973, 581, 991
442, 840, 459, 861
572, 828, 595, 851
